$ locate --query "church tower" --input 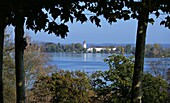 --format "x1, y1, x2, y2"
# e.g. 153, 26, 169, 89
83, 41, 86, 49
